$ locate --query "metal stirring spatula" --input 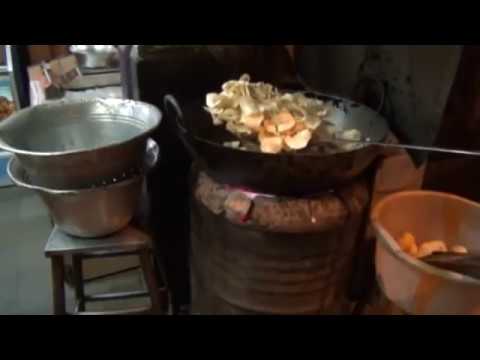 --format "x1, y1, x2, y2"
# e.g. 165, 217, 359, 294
327, 138, 480, 158
421, 252, 480, 280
